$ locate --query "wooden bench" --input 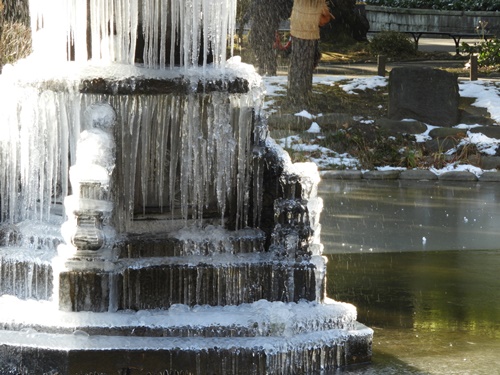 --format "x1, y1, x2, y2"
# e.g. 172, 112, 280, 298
369, 30, 495, 55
